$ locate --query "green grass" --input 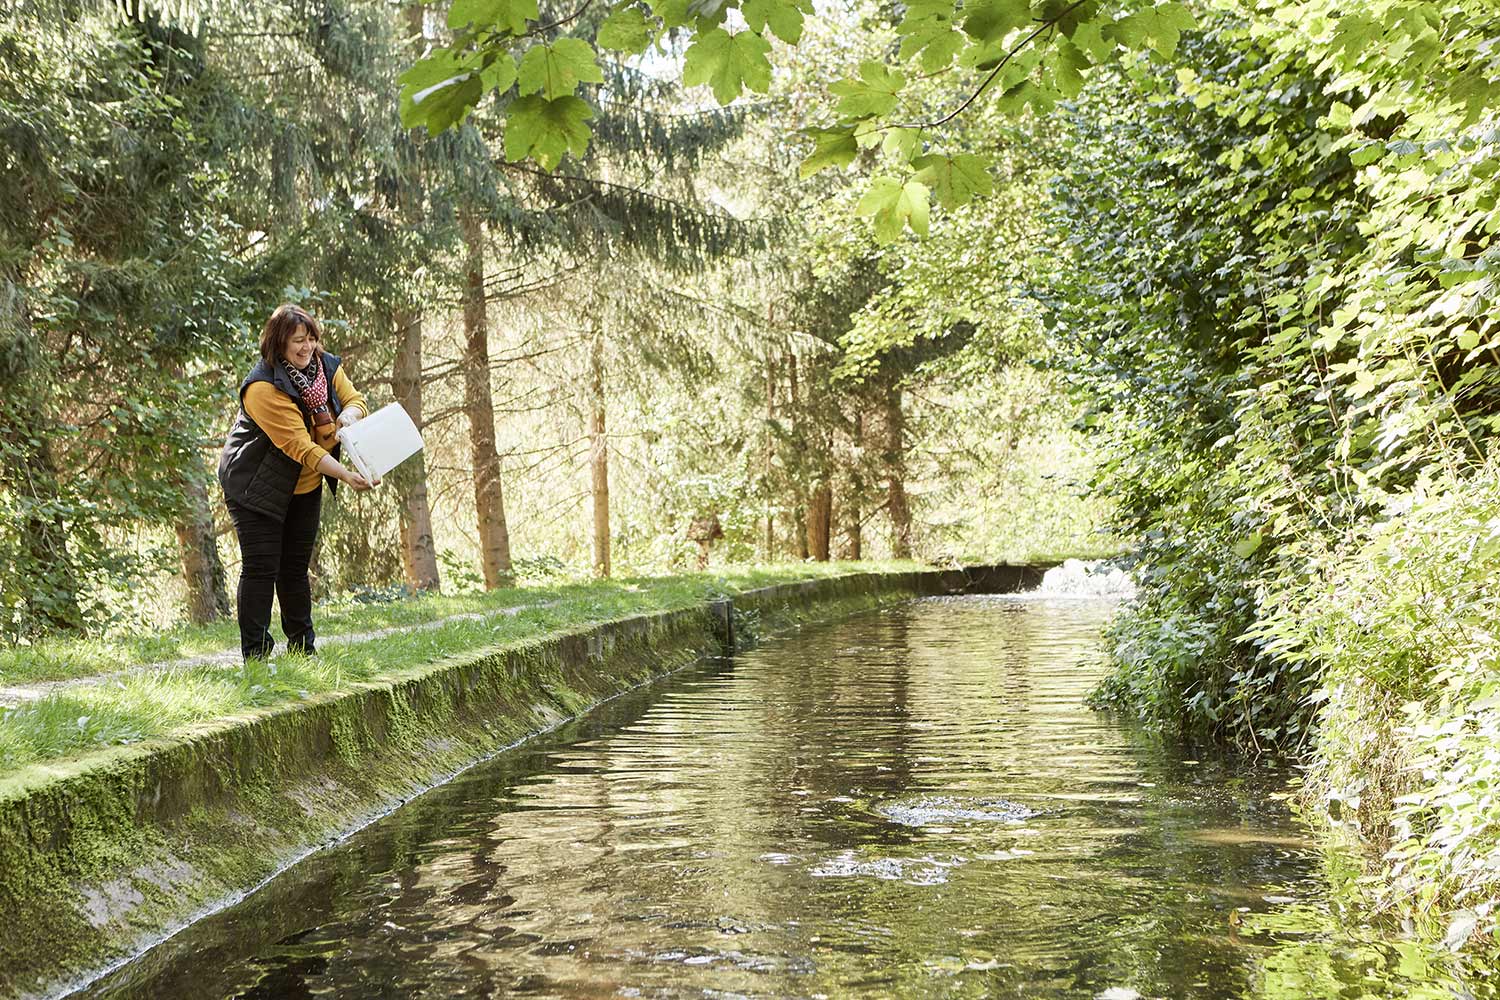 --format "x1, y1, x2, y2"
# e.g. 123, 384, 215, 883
0, 562, 920, 777
0, 562, 915, 687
